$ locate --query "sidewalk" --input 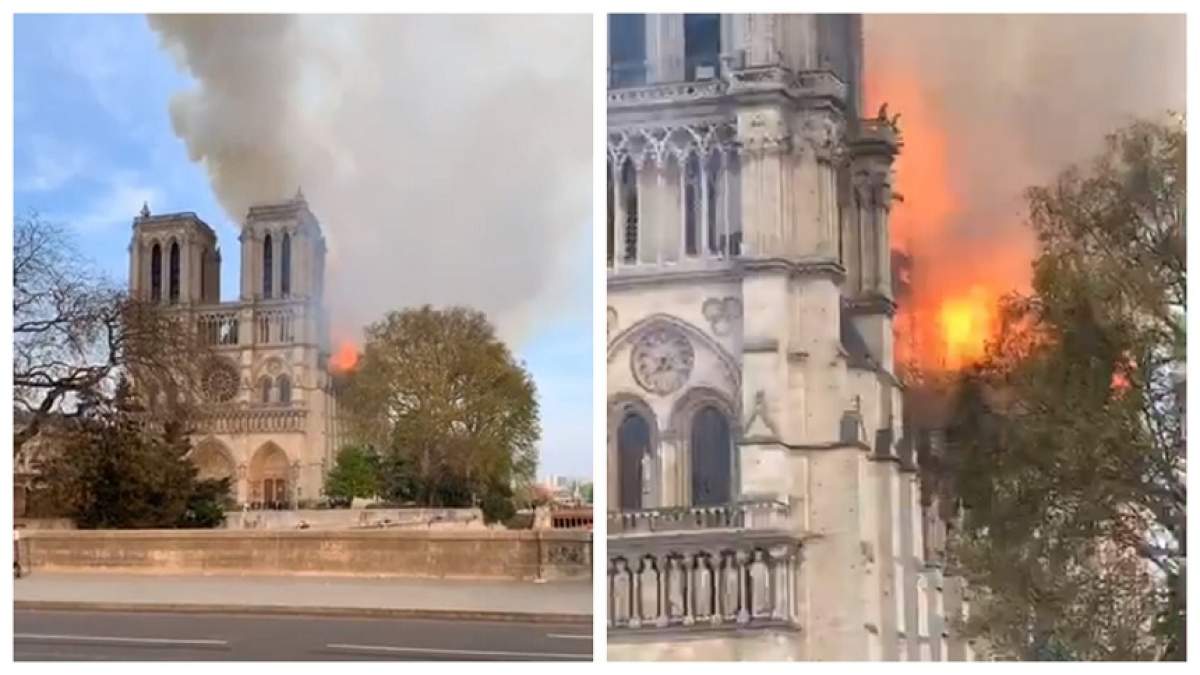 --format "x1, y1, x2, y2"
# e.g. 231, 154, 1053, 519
14, 572, 592, 624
